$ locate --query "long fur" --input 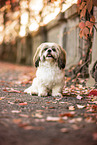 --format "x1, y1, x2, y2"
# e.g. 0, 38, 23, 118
24, 42, 66, 97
